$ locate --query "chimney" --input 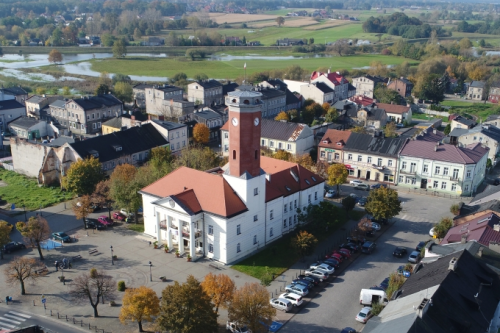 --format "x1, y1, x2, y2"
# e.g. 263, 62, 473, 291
448, 257, 458, 271
461, 234, 467, 243
478, 247, 484, 257
494, 224, 500, 232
